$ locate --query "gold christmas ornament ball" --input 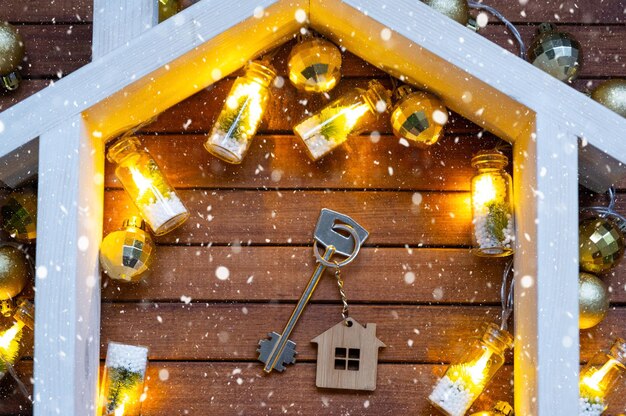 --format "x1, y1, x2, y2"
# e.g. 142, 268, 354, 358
1, 189, 38, 242
591, 79, 626, 118
528, 23, 582, 82
422, 0, 470, 25
579, 217, 625, 274
0, 245, 31, 301
159, 0, 181, 22
99, 217, 155, 283
288, 38, 342, 93
0, 22, 24, 75
579, 272, 610, 329
391, 87, 448, 146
